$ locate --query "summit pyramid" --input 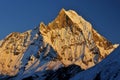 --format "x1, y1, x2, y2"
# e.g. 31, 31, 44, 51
0, 9, 118, 80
